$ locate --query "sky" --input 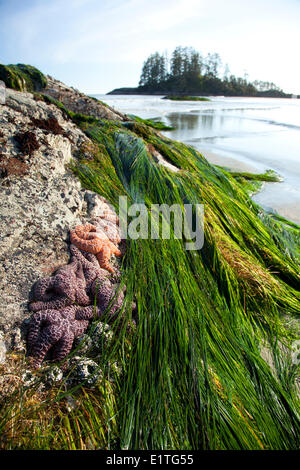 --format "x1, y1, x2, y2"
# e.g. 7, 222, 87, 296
0, 0, 299, 94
